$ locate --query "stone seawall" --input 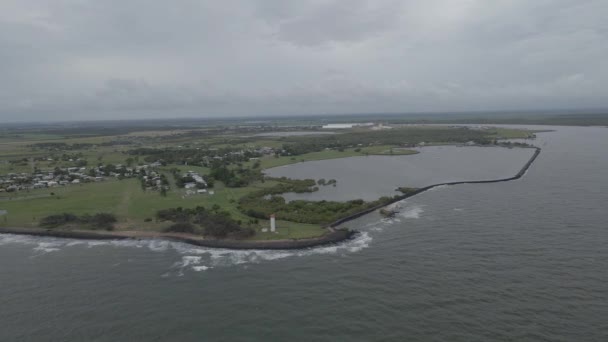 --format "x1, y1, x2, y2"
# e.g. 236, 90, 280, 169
329, 147, 541, 228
